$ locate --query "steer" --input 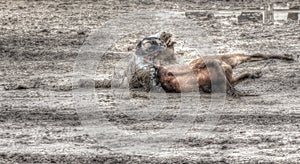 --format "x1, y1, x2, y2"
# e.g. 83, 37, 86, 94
155, 53, 294, 96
